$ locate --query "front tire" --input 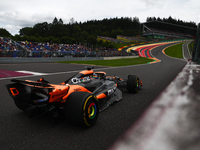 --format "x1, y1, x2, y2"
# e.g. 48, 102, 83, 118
64, 92, 99, 127
127, 75, 140, 93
